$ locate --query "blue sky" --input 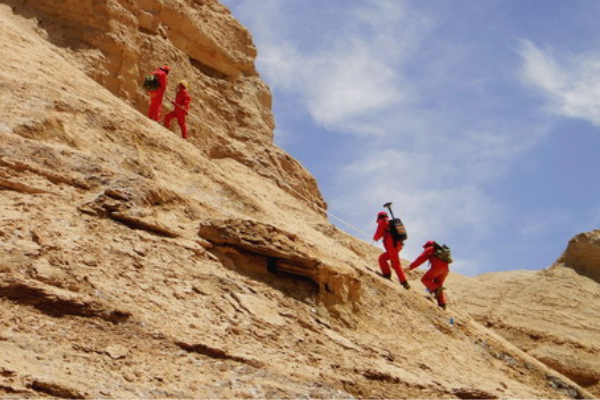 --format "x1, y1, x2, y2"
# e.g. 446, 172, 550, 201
220, 0, 600, 276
